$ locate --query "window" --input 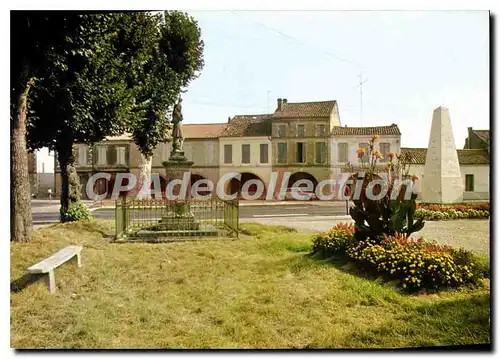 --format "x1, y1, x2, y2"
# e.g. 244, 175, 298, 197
297, 124, 305, 137
359, 142, 369, 162
338, 143, 348, 163
278, 125, 286, 138
224, 144, 232, 164
380, 142, 390, 161
465, 174, 474, 192
260, 143, 269, 164
315, 142, 326, 164
116, 146, 127, 165
317, 124, 326, 137
241, 144, 250, 164
278, 143, 287, 163
296, 142, 305, 163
